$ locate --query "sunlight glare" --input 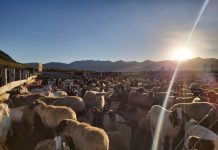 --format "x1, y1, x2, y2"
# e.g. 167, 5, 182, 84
172, 48, 193, 61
